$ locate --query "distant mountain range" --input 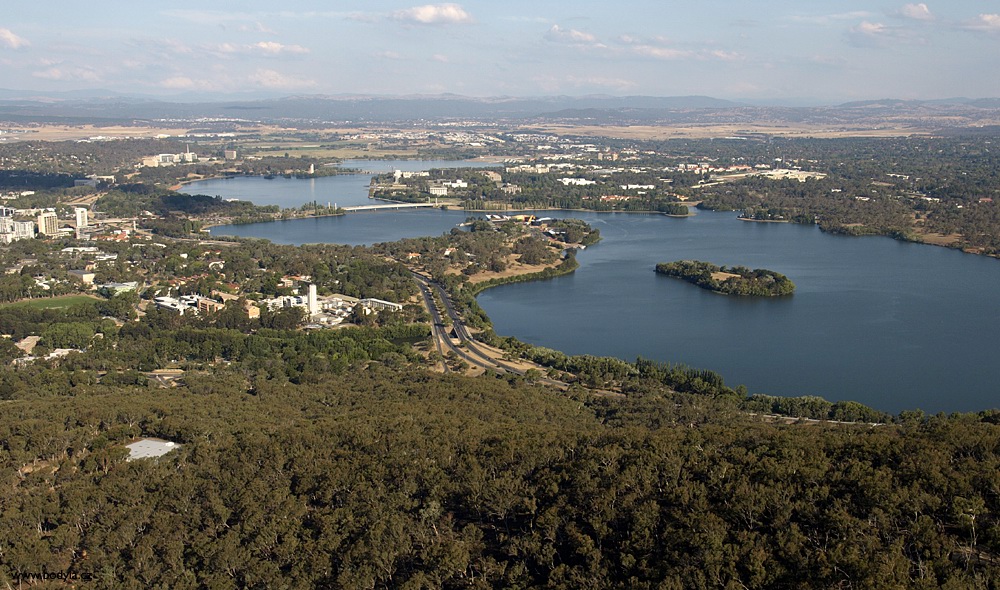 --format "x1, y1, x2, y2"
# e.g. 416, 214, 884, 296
0, 91, 999, 130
